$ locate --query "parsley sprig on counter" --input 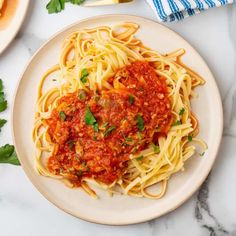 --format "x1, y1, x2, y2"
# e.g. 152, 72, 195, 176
0, 79, 20, 165
46, 0, 85, 14
0, 79, 7, 112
